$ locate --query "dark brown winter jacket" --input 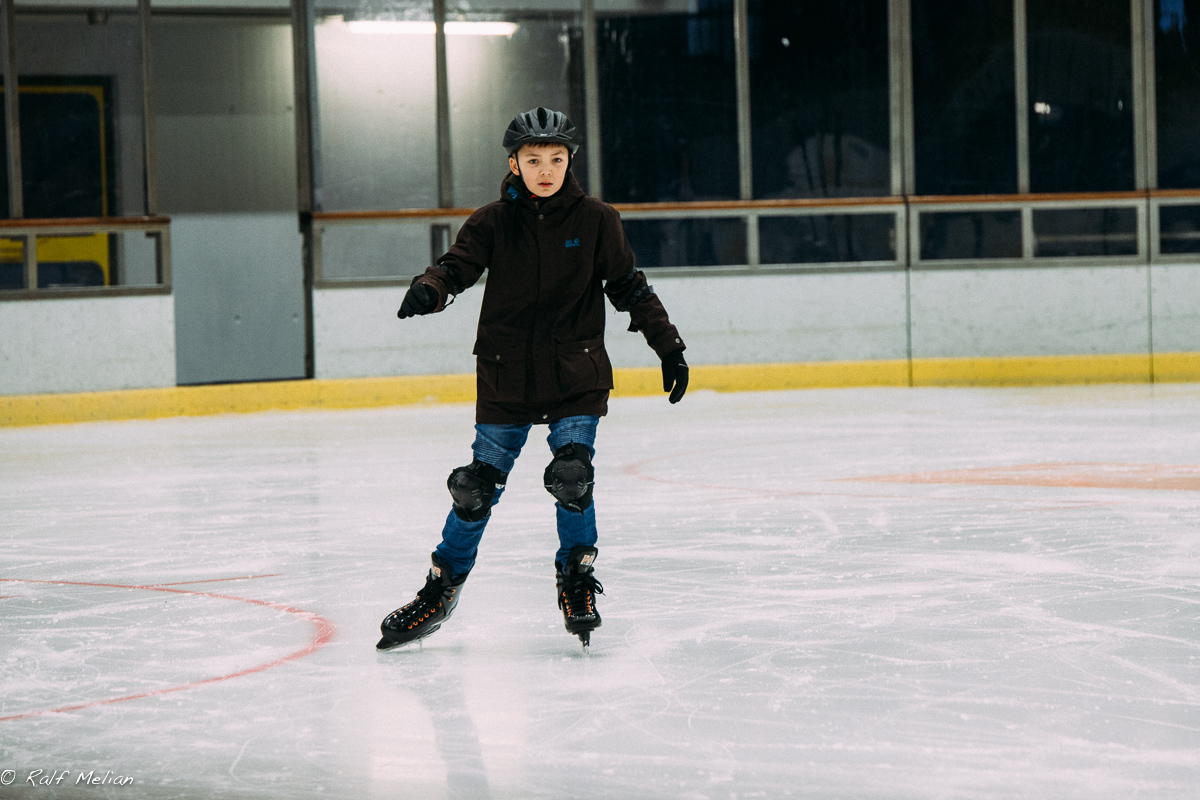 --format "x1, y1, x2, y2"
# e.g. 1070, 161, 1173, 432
410, 171, 686, 425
